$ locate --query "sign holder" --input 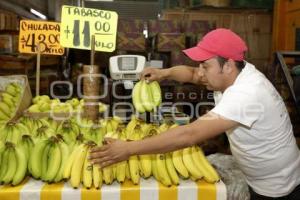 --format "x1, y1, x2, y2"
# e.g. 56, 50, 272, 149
35, 44, 41, 96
